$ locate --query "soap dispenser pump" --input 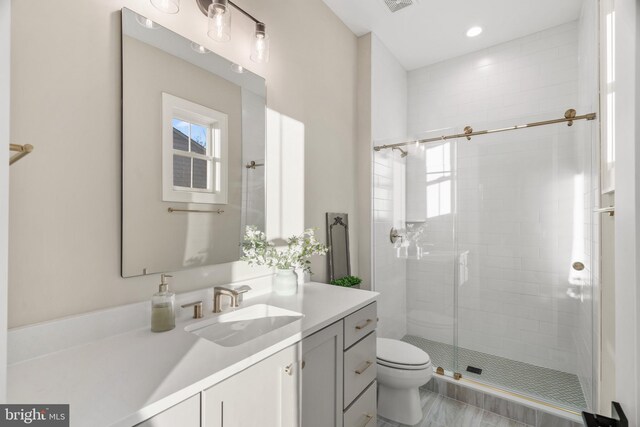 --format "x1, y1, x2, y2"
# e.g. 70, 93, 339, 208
151, 273, 175, 332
